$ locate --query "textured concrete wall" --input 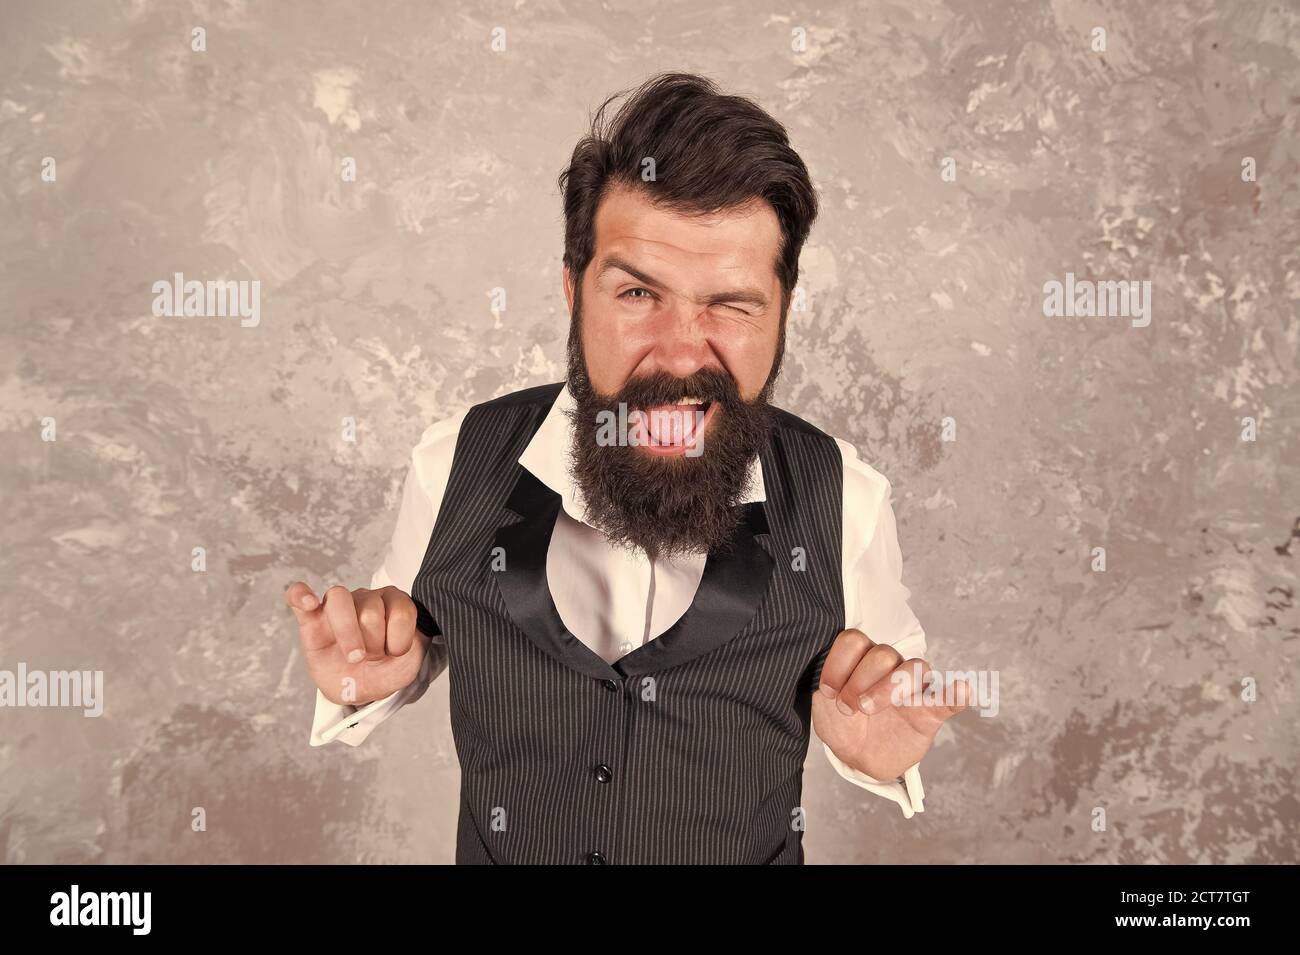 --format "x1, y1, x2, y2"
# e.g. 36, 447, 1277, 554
1, 1, 1296, 864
